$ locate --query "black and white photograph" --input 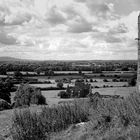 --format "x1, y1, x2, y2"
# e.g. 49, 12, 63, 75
0, 0, 140, 139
